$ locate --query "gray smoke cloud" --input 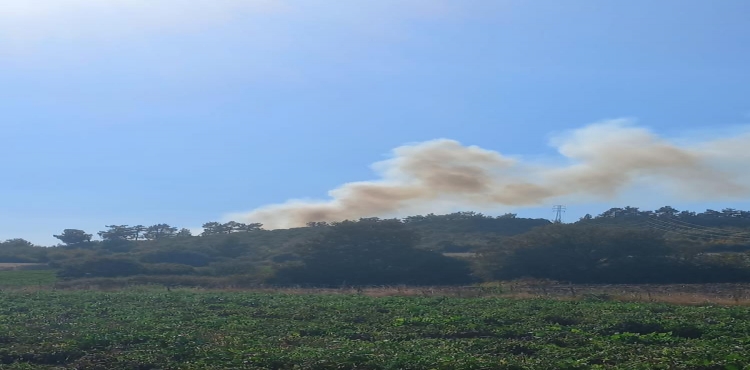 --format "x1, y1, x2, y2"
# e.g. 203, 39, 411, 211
229, 120, 750, 228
